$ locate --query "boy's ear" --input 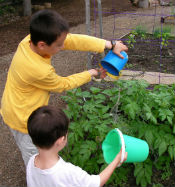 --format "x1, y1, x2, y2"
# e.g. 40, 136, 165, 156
37, 41, 47, 49
55, 136, 65, 146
